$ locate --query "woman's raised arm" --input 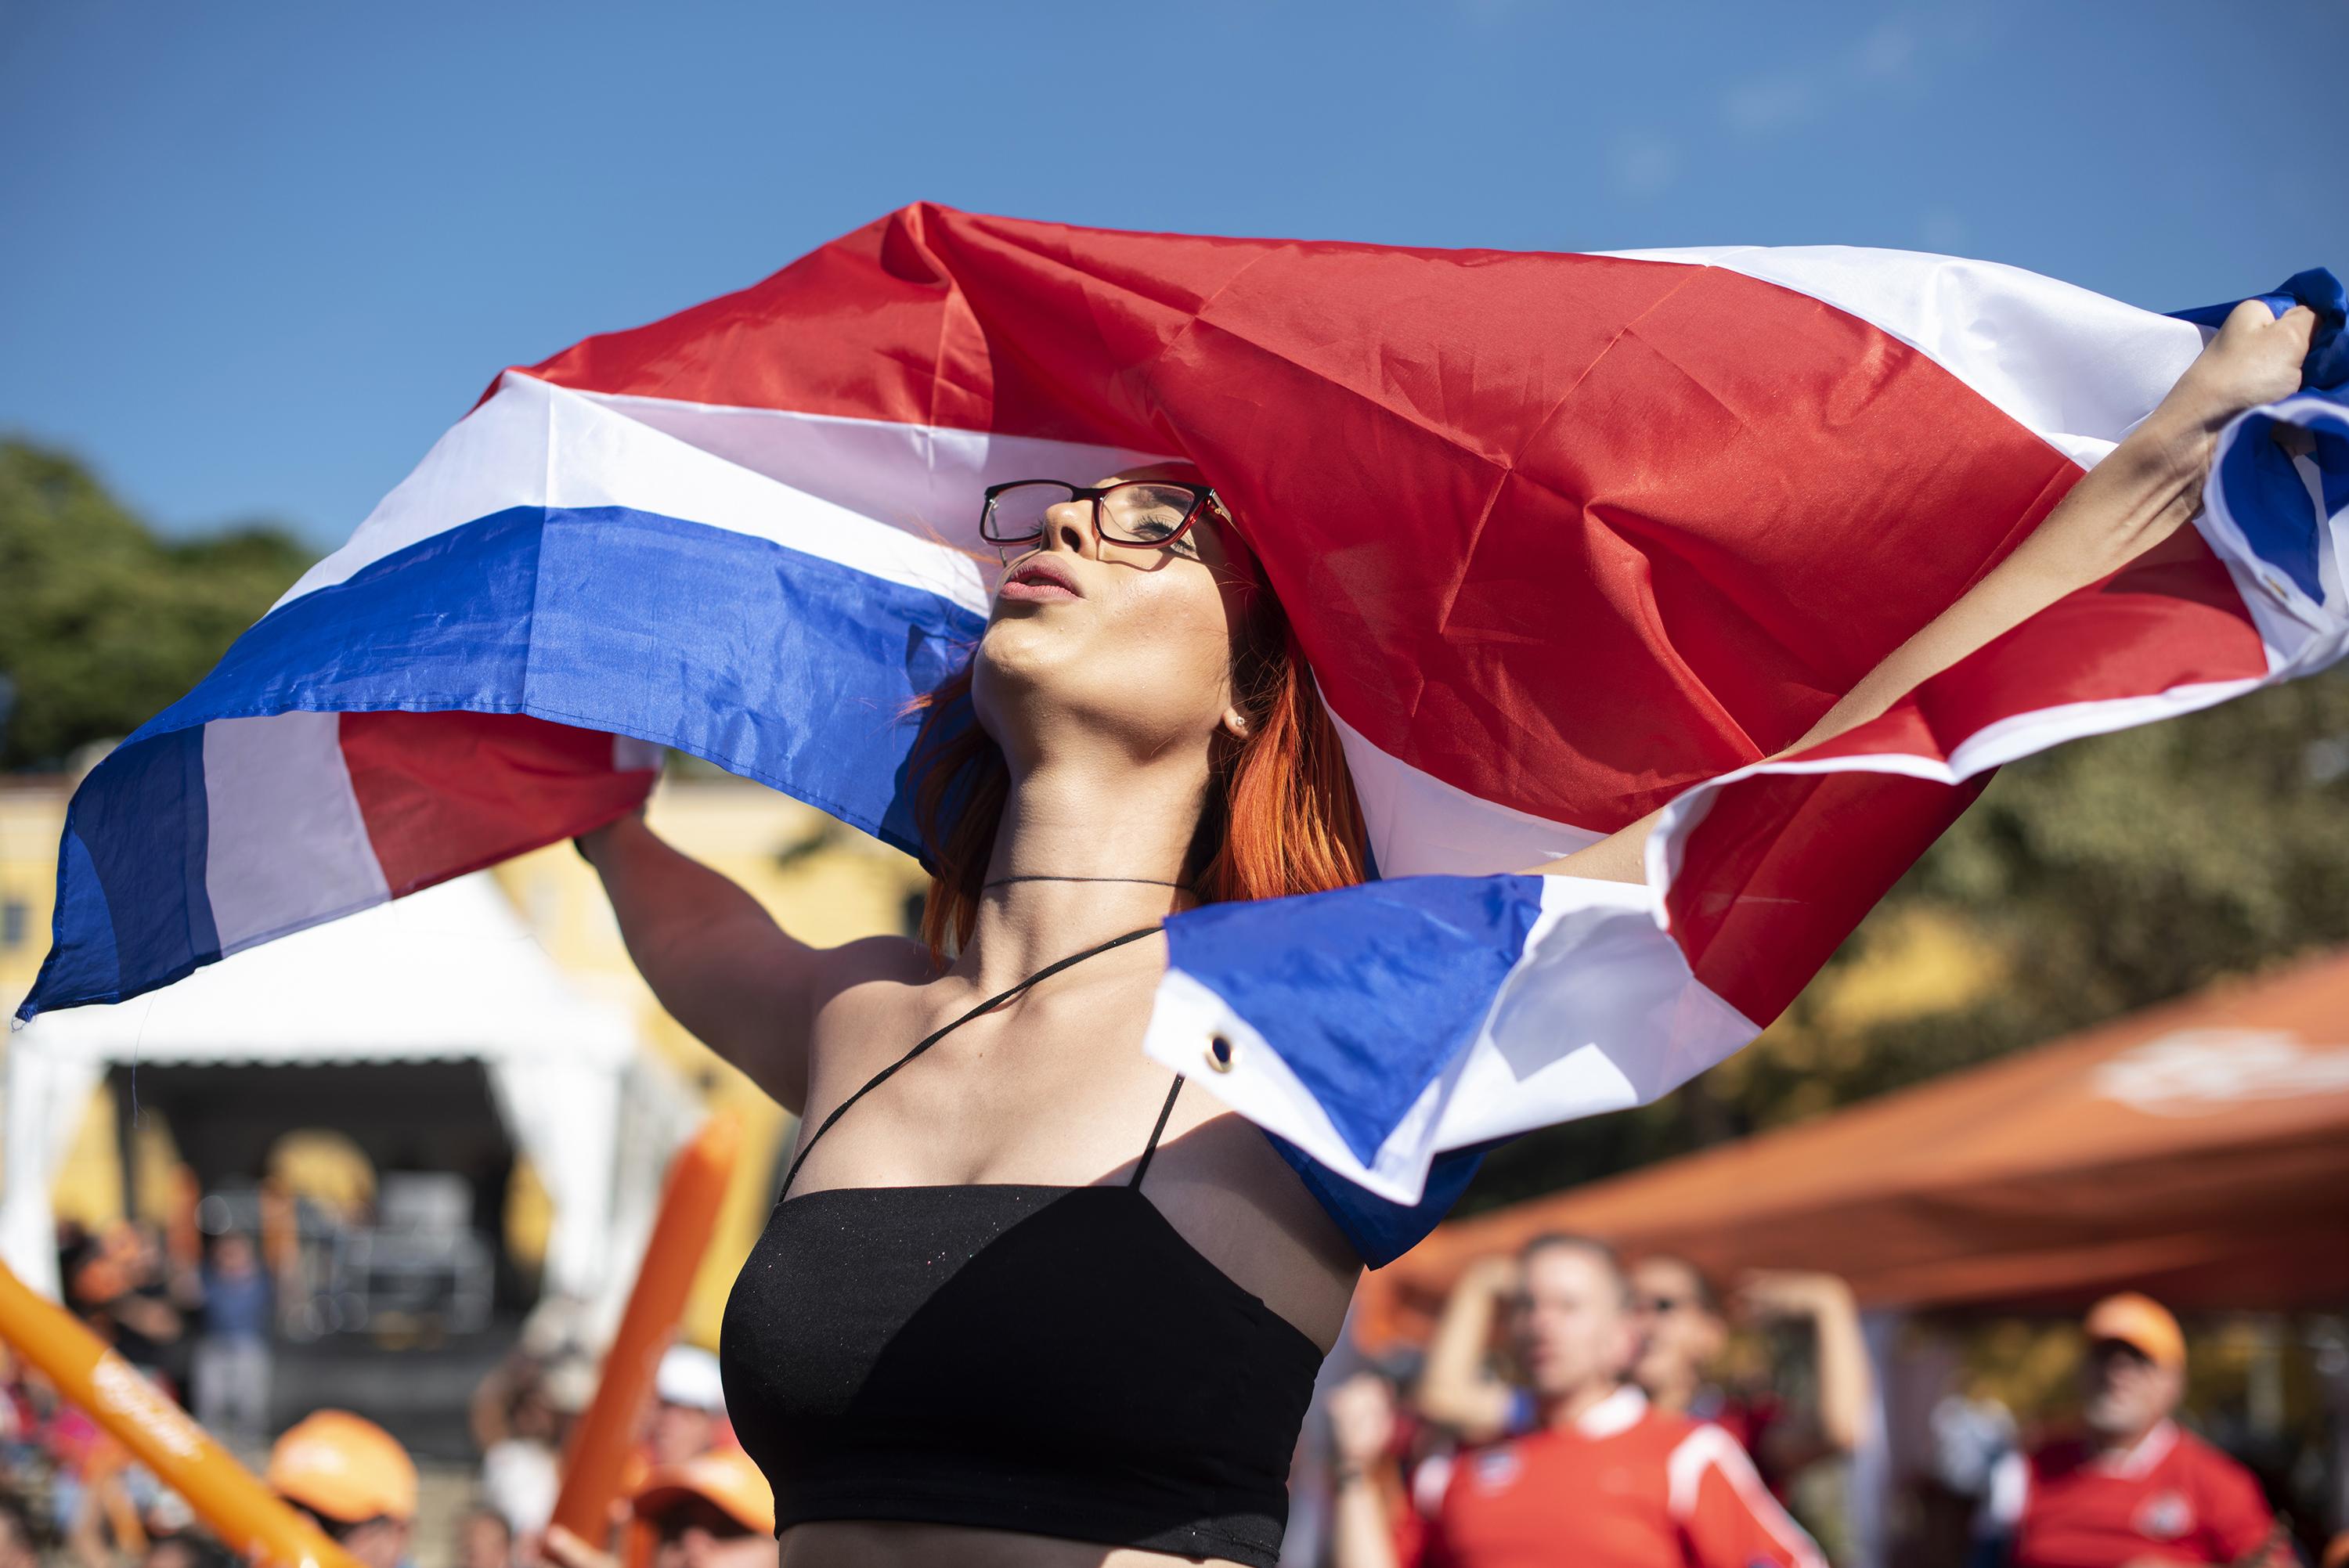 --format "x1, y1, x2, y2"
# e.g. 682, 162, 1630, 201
576, 812, 844, 1114
1529, 298, 2319, 888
